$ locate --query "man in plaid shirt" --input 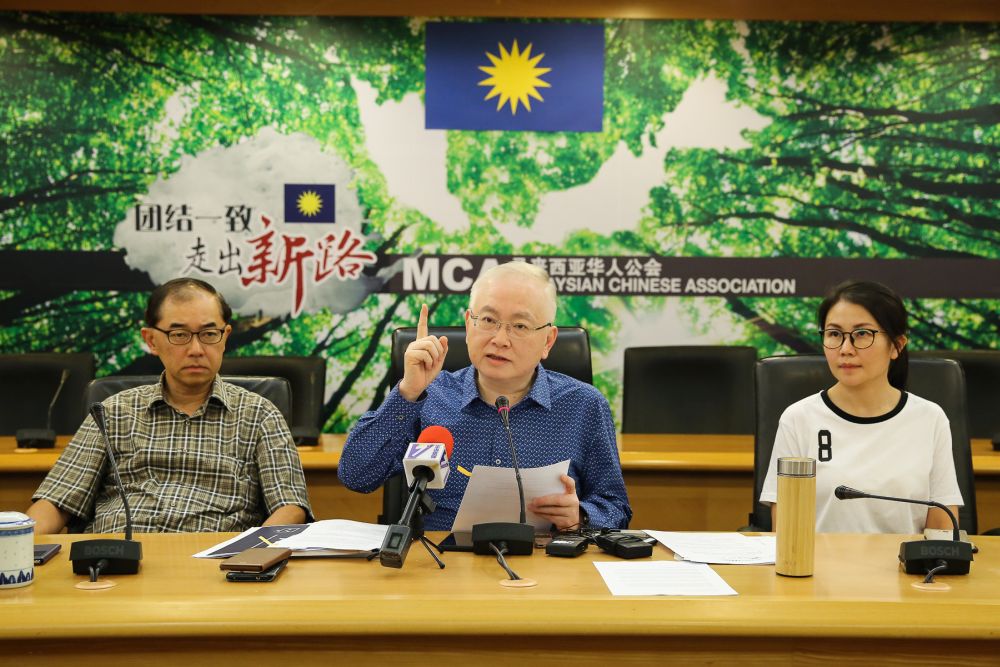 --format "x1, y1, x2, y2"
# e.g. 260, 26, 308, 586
26, 278, 312, 534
